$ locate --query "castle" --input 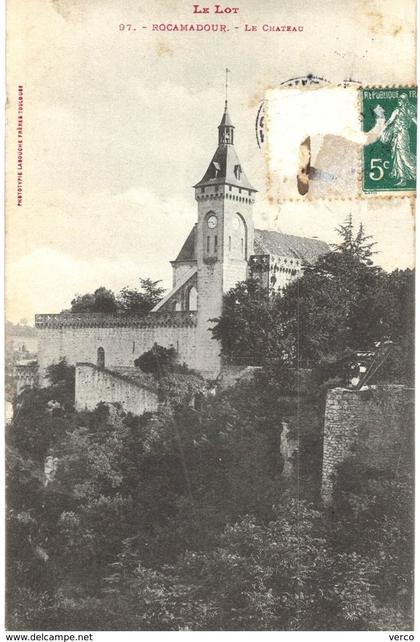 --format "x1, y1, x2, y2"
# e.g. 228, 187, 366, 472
21, 98, 414, 508
34, 98, 329, 408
